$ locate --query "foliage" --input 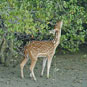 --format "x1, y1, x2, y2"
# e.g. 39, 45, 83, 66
0, 0, 87, 64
